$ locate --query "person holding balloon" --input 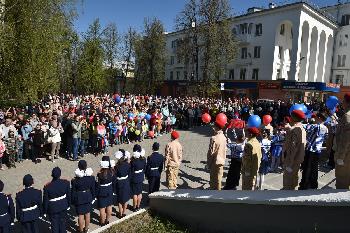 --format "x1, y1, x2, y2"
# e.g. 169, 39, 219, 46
206, 113, 227, 190
262, 115, 273, 136
334, 93, 350, 189
282, 109, 307, 190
